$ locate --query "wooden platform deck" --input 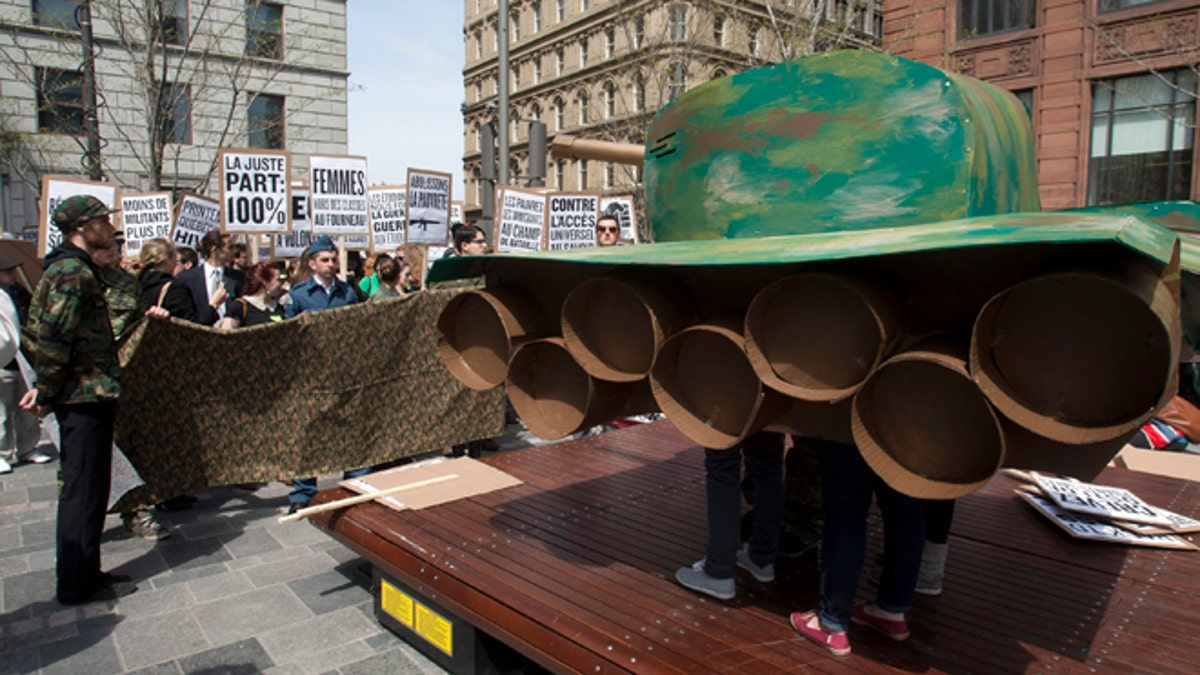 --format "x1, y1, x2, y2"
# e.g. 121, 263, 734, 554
309, 422, 1200, 674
